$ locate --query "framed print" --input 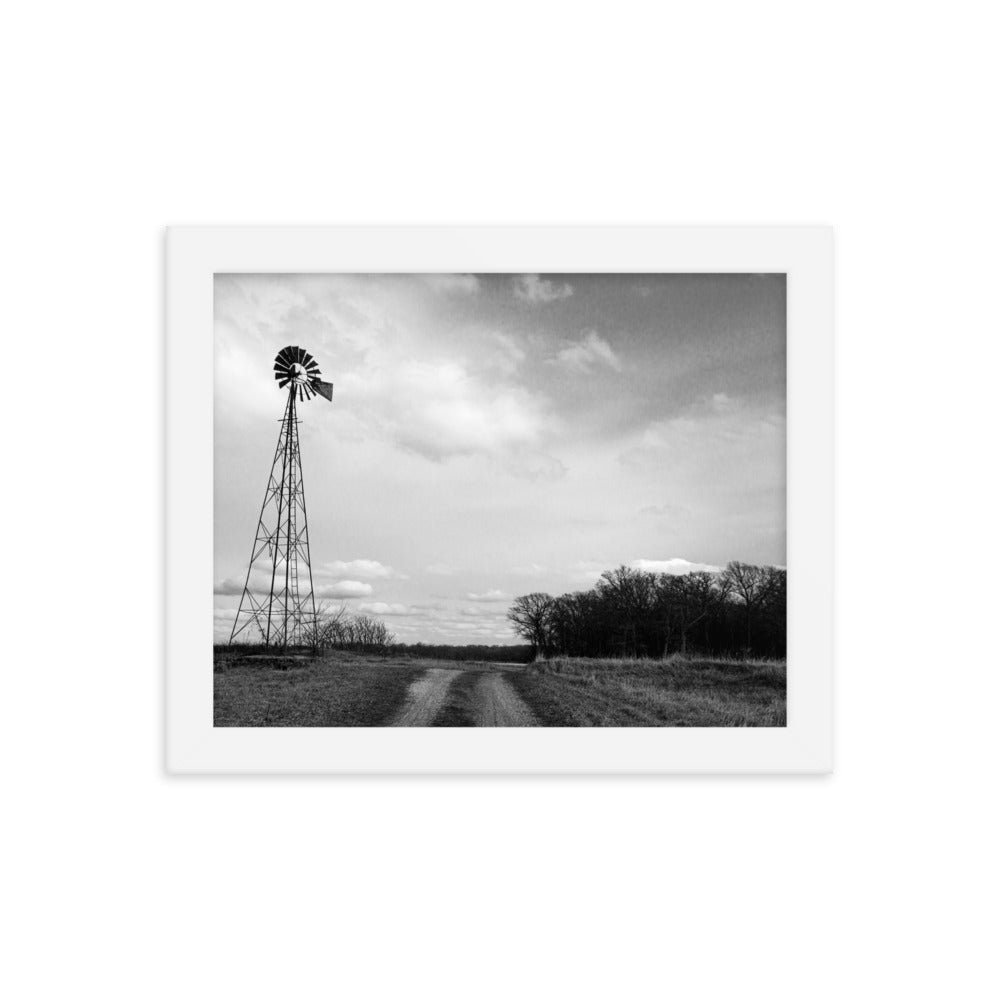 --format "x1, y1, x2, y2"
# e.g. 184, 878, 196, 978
166, 225, 833, 773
